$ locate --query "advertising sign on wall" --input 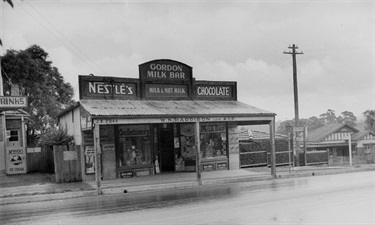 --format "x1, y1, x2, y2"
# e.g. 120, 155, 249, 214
194, 81, 237, 100
84, 146, 95, 174
145, 84, 189, 98
0, 96, 27, 110
6, 147, 27, 174
139, 59, 192, 82
79, 76, 139, 100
